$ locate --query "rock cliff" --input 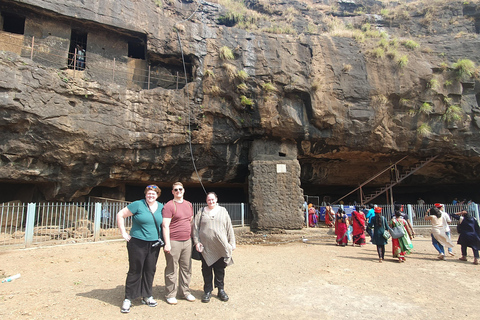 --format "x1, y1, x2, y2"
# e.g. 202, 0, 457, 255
2, 0, 480, 227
